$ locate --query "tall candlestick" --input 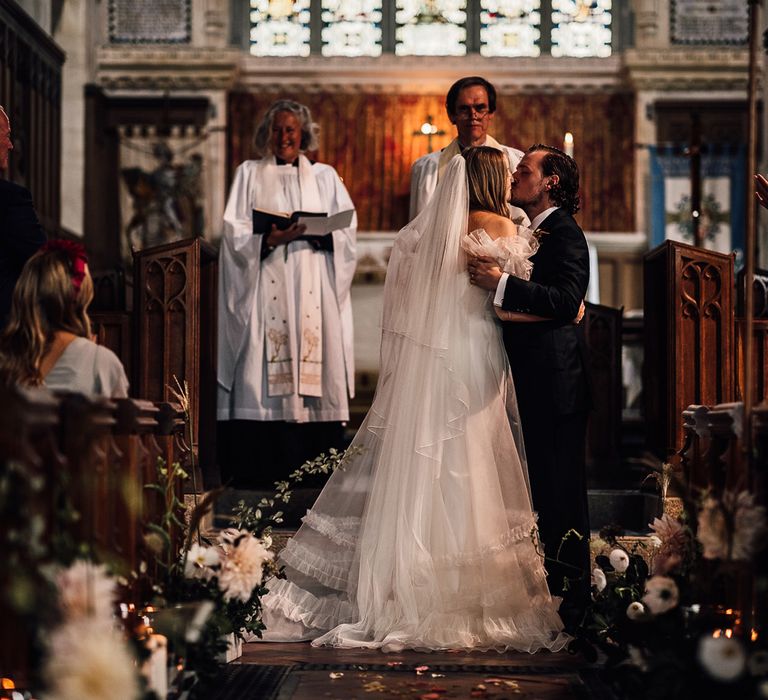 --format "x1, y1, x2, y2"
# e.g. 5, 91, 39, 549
564, 132, 574, 157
